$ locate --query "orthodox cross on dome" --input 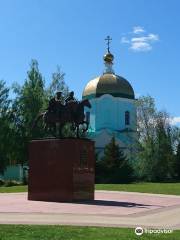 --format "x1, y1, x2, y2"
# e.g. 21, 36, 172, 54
105, 36, 112, 53
103, 36, 114, 74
